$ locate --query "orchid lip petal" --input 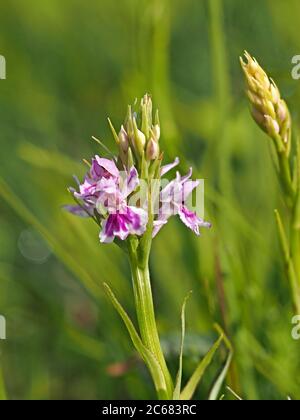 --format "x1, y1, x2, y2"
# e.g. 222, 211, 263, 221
99, 205, 148, 244
179, 167, 193, 183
